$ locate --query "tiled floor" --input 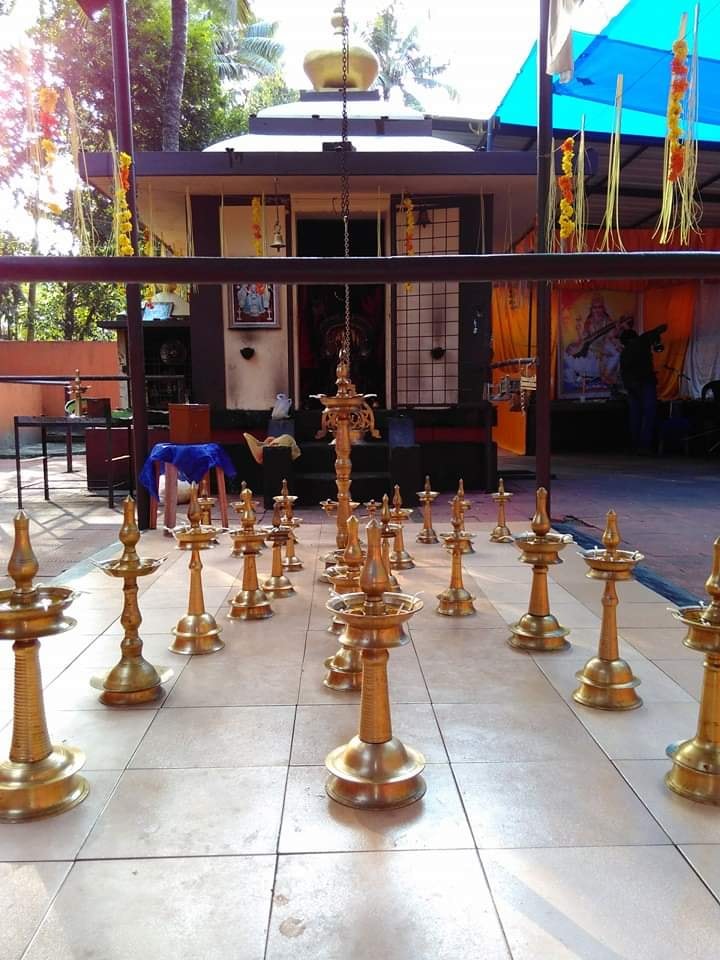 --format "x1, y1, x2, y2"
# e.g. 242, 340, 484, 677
1, 515, 720, 959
